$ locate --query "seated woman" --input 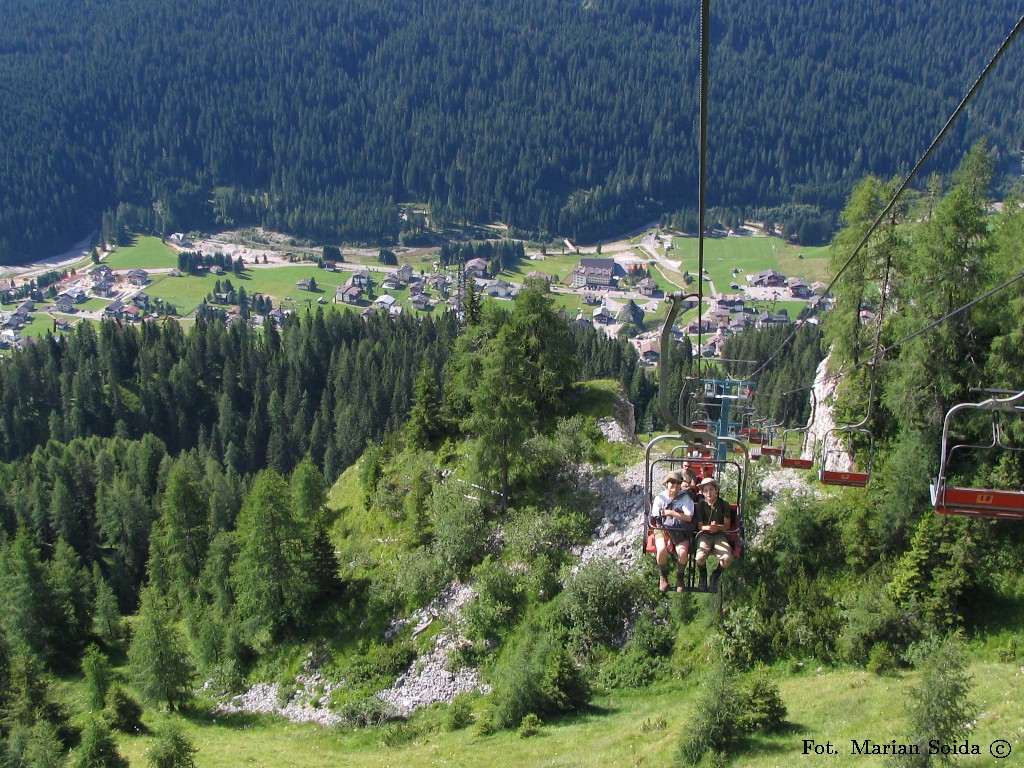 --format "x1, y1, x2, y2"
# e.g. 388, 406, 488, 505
694, 476, 734, 592
651, 470, 697, 593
